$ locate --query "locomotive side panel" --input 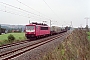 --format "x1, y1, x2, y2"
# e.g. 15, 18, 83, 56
34, 25, 50, 37
35, 26, 40, 36
39, 26, 50, 35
